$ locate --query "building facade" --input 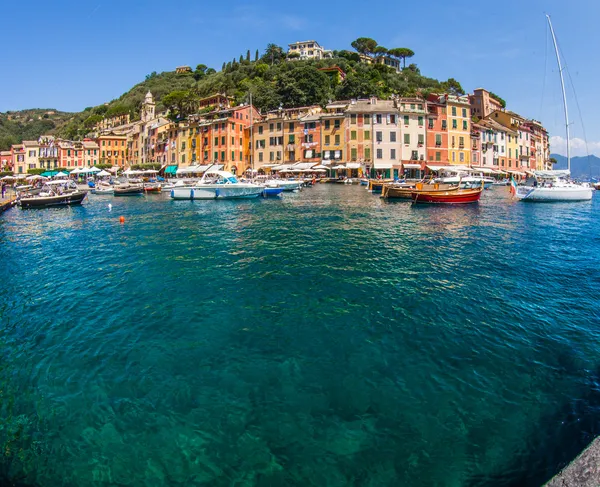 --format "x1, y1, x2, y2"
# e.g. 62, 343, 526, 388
287, 40, 332, 60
